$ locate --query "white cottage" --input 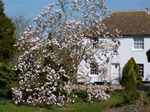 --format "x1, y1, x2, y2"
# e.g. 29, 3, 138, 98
77, 9, 150, 85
